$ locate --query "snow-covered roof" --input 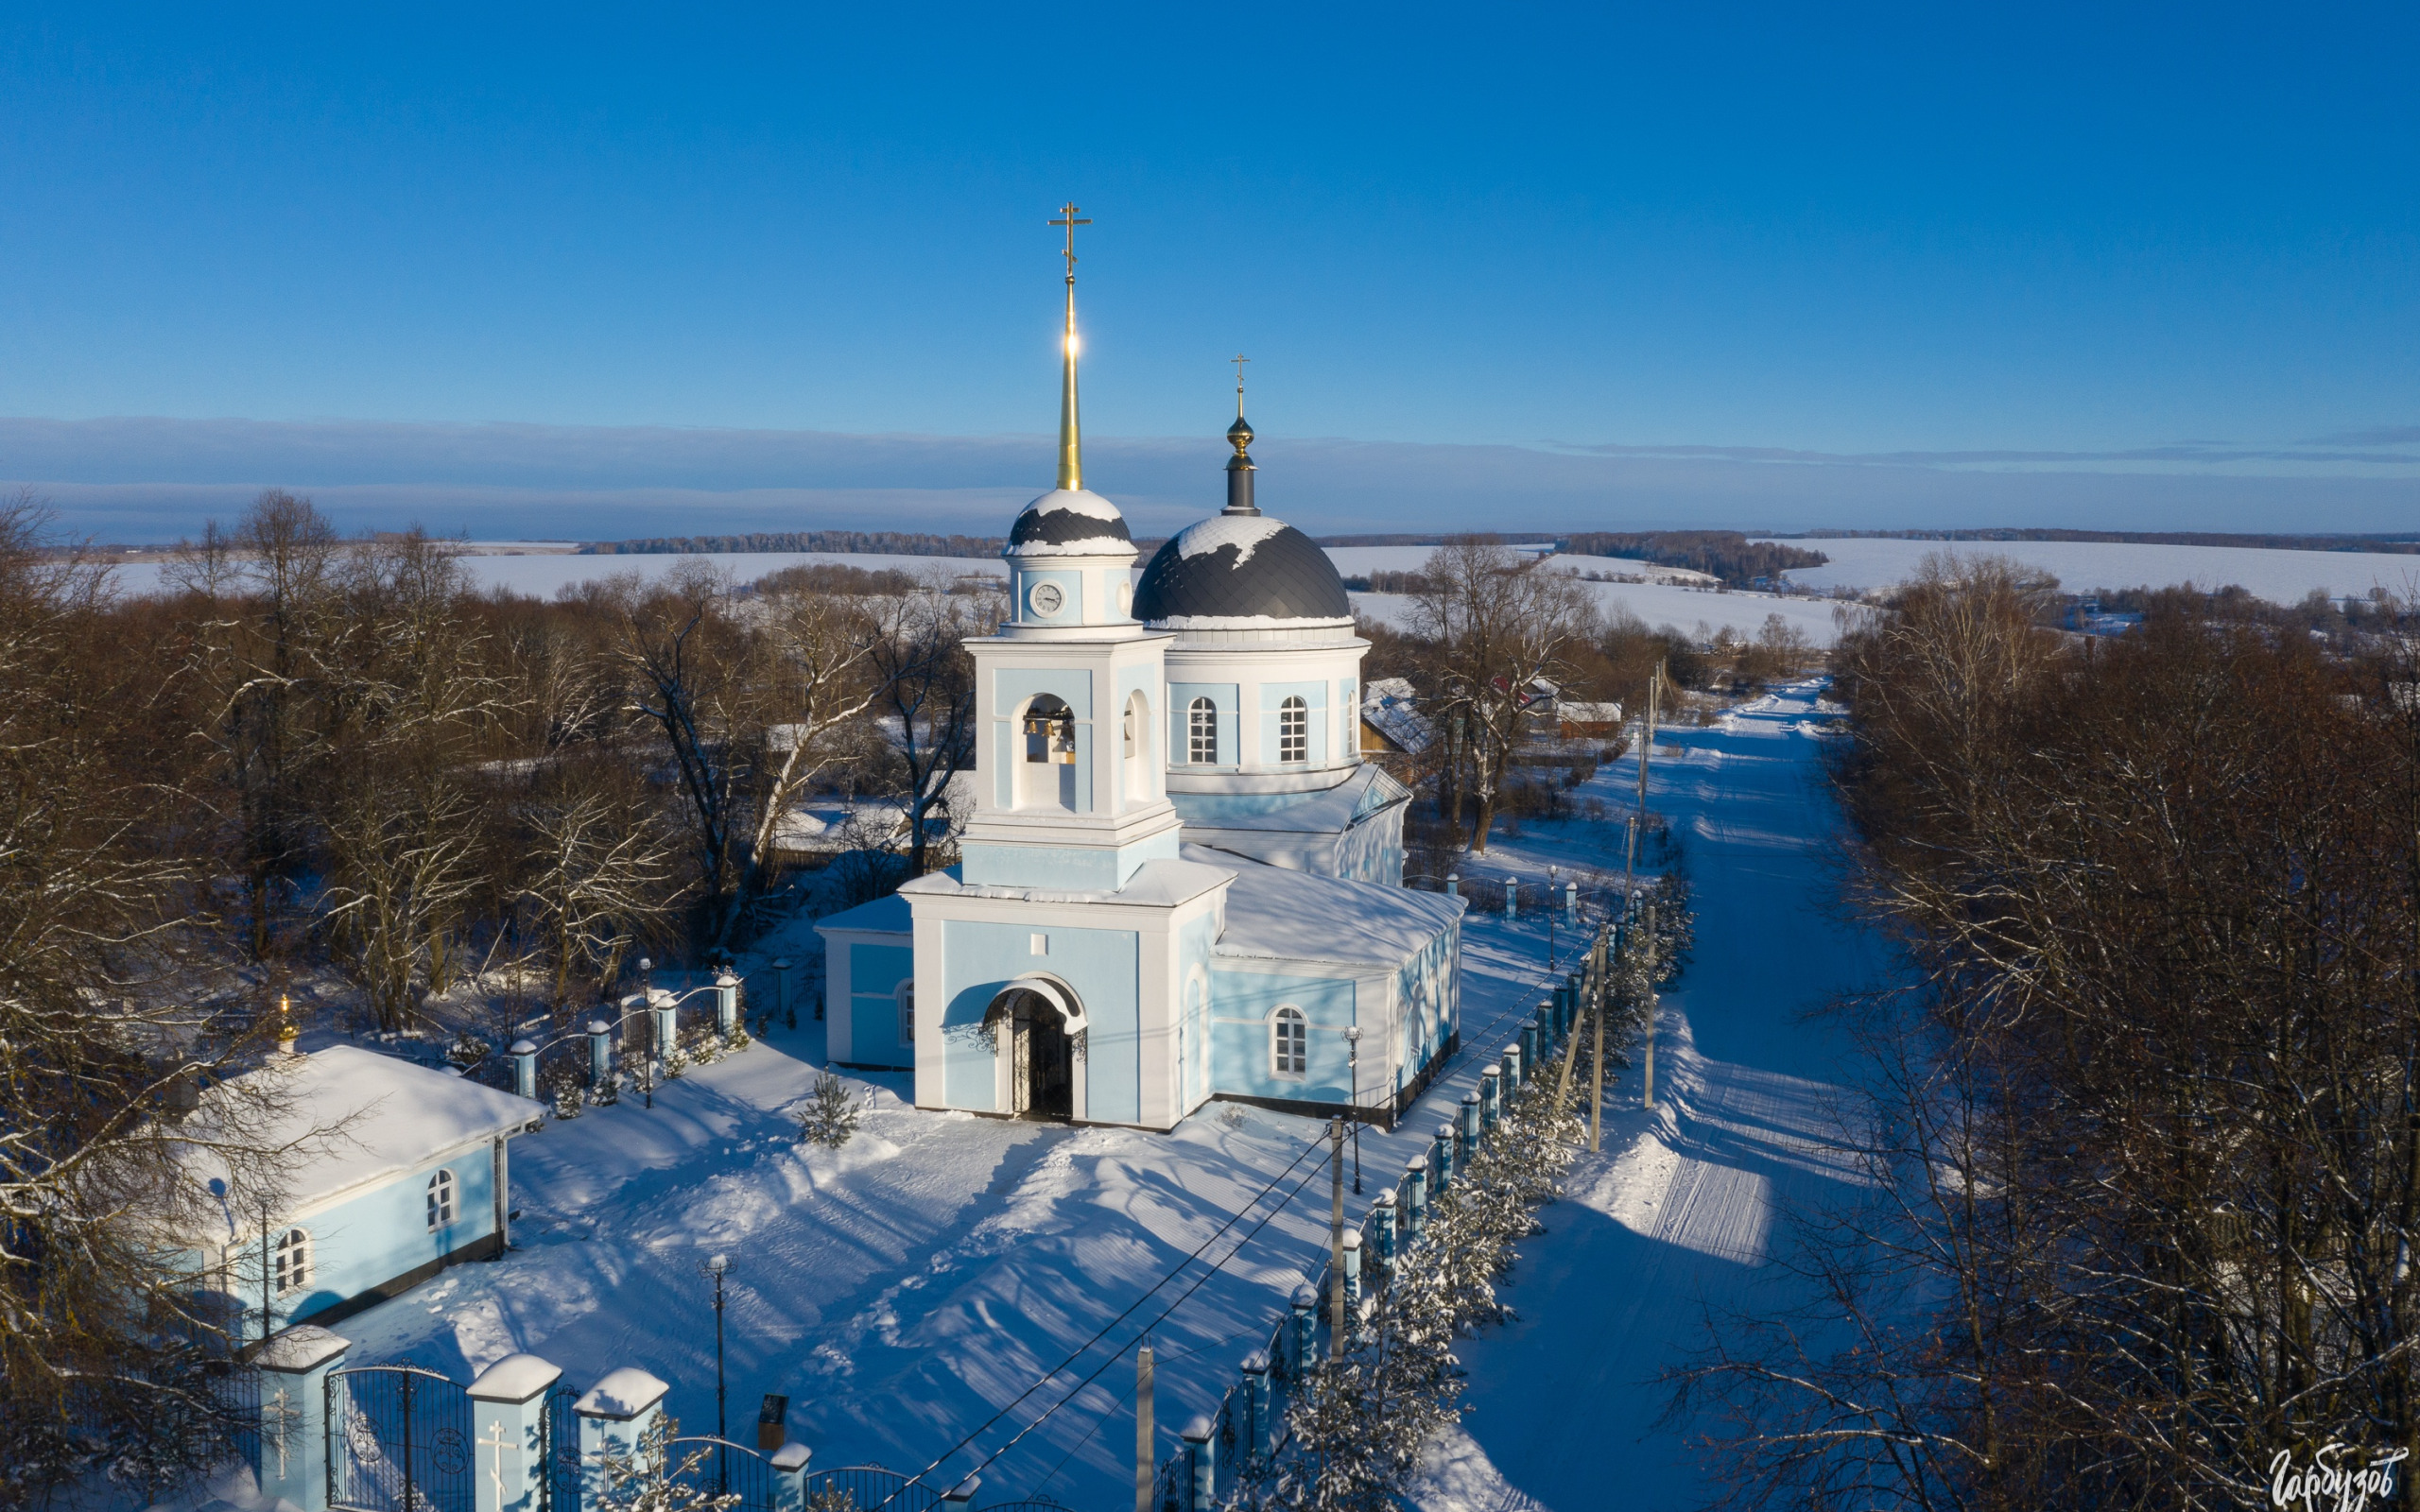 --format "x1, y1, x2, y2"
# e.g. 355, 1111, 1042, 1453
195, 1045, 538, 1210
1007, 489, 1135, 558
1184, 844, 1463, 968
1173, 514, 1290, 564
1360, 681, 1433, 753
1171, 765, 1408, 837
1558, 701, 1624, 723
816, 891, 913, 936
898, 858, 1234, 910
